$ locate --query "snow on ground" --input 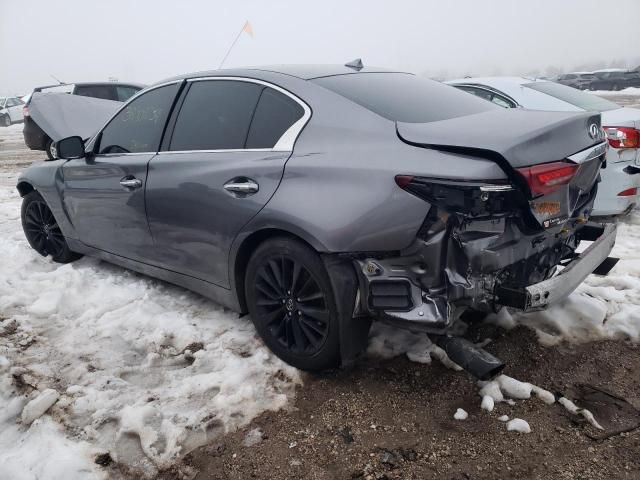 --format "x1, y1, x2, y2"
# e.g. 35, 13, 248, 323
0, 176, 300, 478
487, 209, 640, 346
